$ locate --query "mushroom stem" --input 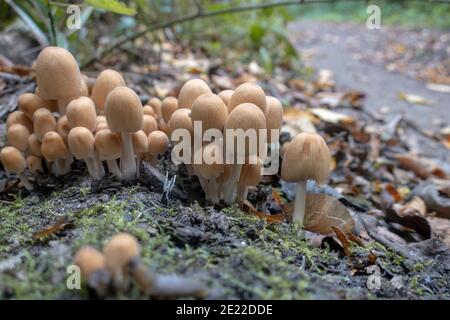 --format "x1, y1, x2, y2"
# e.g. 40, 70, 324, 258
120, 132, 136, 181
208, 179, 219, 204
55, 158, 71, 176
237, 184, 248, 202
223, 164, 242, 205
96, 157, 105, 178
293, 180, 307, 226
85, 157, 102, 180
197, 176, 210, 201
18, 173, 33, 190
106, 159, 122, 179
